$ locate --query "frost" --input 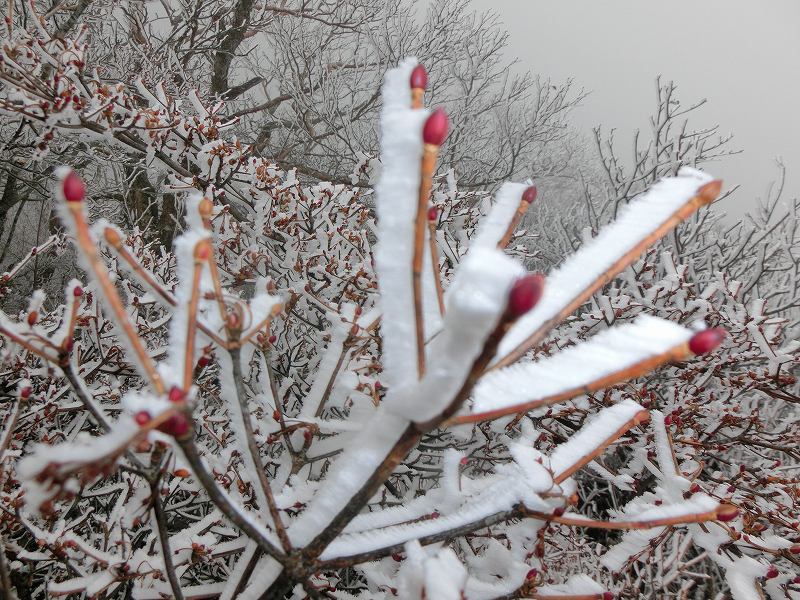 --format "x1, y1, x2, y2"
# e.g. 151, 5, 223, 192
497, 168, 713, 362
373, 57, 428, 386
474, 316, 690, 417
